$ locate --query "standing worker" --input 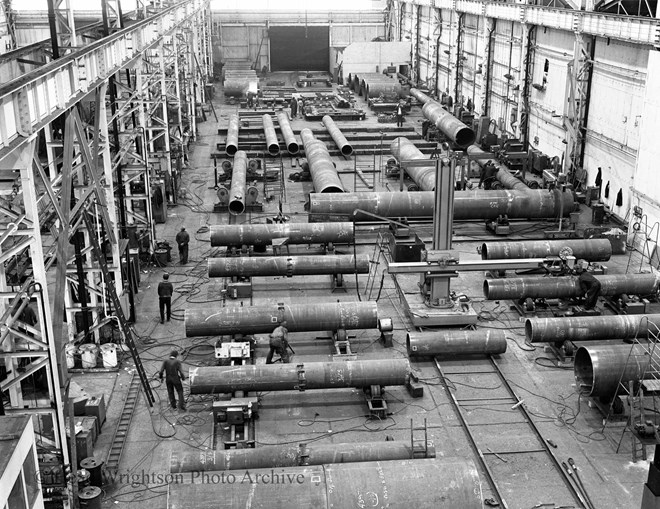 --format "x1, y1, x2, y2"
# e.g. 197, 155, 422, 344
159, 351, 186, 411
289, 95, 298, 118
266, 320, 290, 364
578, 266, 601, 310
297, 97, 304, 119
176, 227, 190, 265
396, 101, 405, 127
158, 273, 173, 324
